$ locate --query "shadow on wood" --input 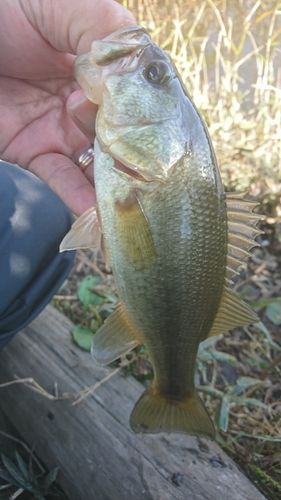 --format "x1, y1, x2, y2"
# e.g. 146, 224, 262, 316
0, 306, 265, 500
